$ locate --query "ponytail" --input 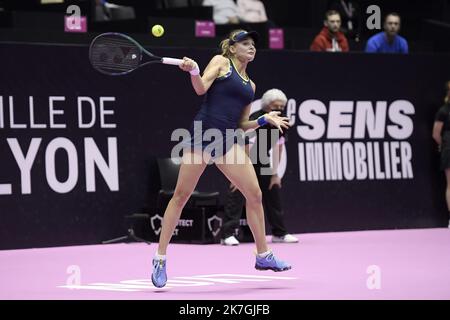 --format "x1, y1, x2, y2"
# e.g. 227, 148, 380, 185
220, 38, 232, 58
